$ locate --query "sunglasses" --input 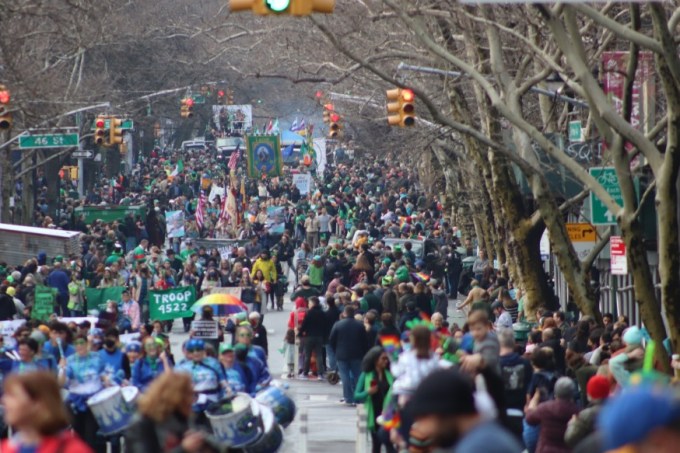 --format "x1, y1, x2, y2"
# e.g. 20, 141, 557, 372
186, 347, 204, 353
144, 344, 157, 351
74, 339, 87, 346
238, 333, 253, 338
